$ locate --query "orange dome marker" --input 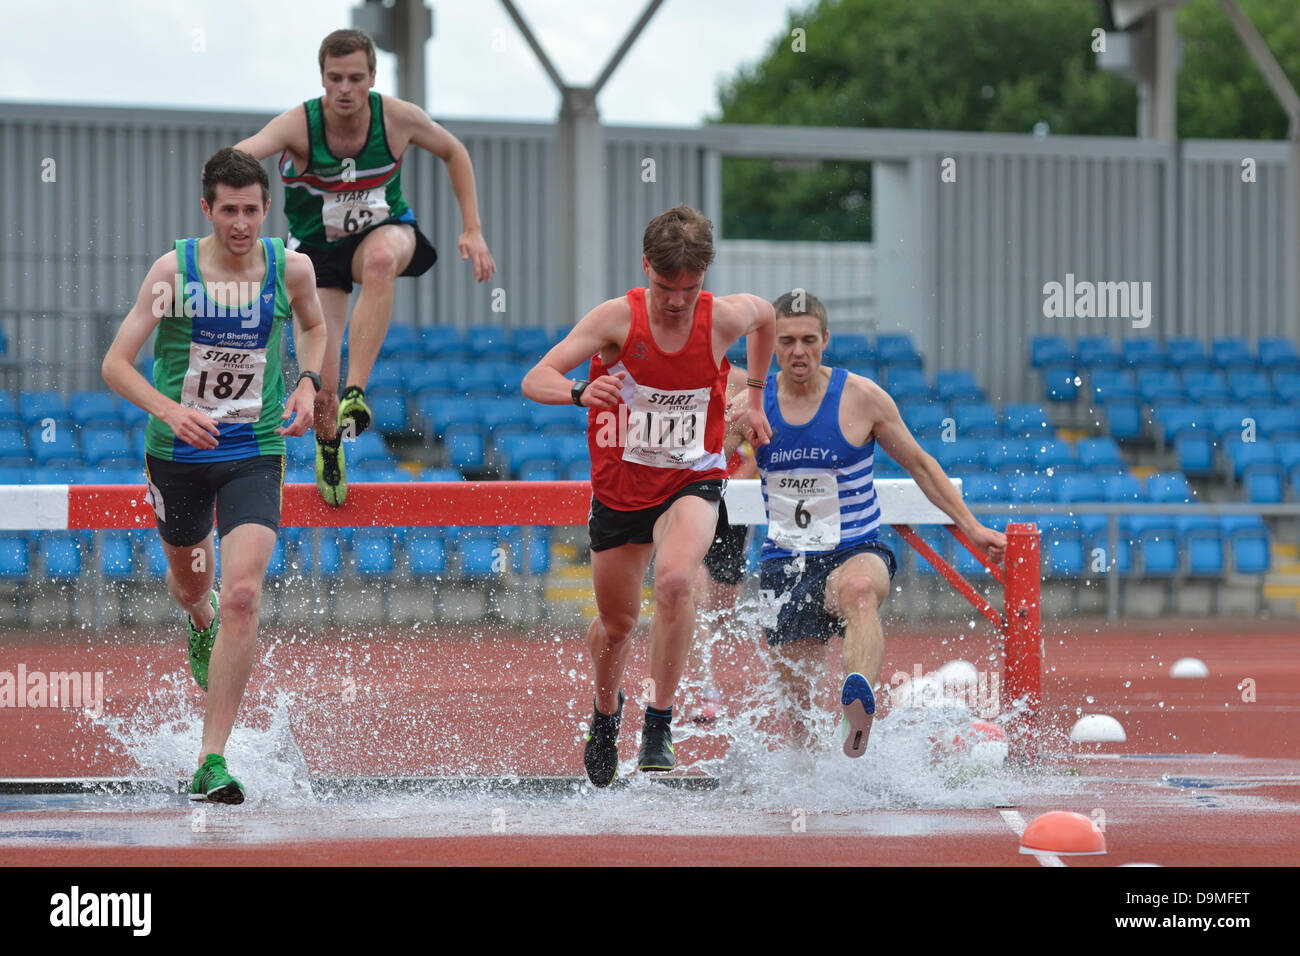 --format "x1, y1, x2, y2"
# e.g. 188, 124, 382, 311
1019, 811, 1107, 856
